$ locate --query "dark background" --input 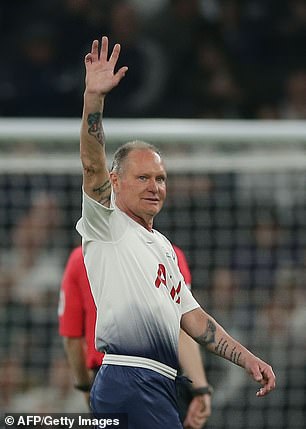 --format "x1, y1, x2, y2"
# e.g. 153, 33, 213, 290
1, 0, 306, 119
